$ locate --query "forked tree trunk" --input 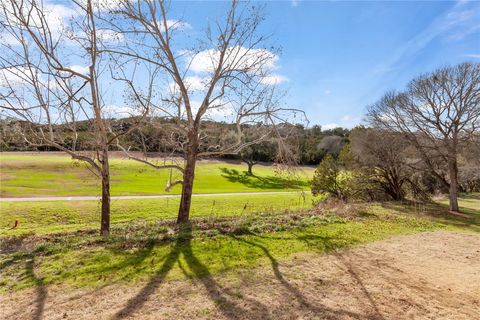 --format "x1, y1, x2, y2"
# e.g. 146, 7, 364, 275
177, 149, 197, 224
447, 155, 459, 213
242, 158, 255, 175
100, 148, 111, 237
247, 161, 254, 175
